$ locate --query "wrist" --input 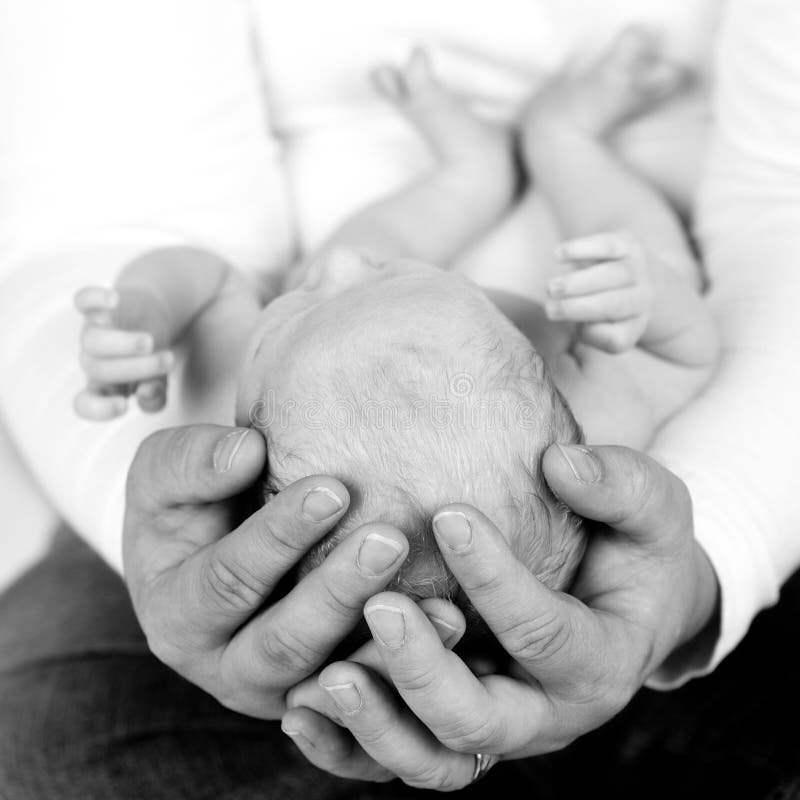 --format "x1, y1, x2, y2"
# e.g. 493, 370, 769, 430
652, 542, 720, 680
